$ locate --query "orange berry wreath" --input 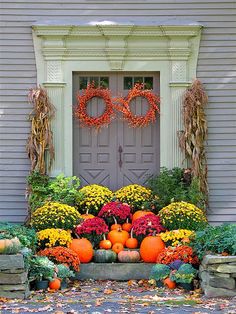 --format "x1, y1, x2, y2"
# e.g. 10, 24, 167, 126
74, 84, 115, 129
115, 84, 160, 128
